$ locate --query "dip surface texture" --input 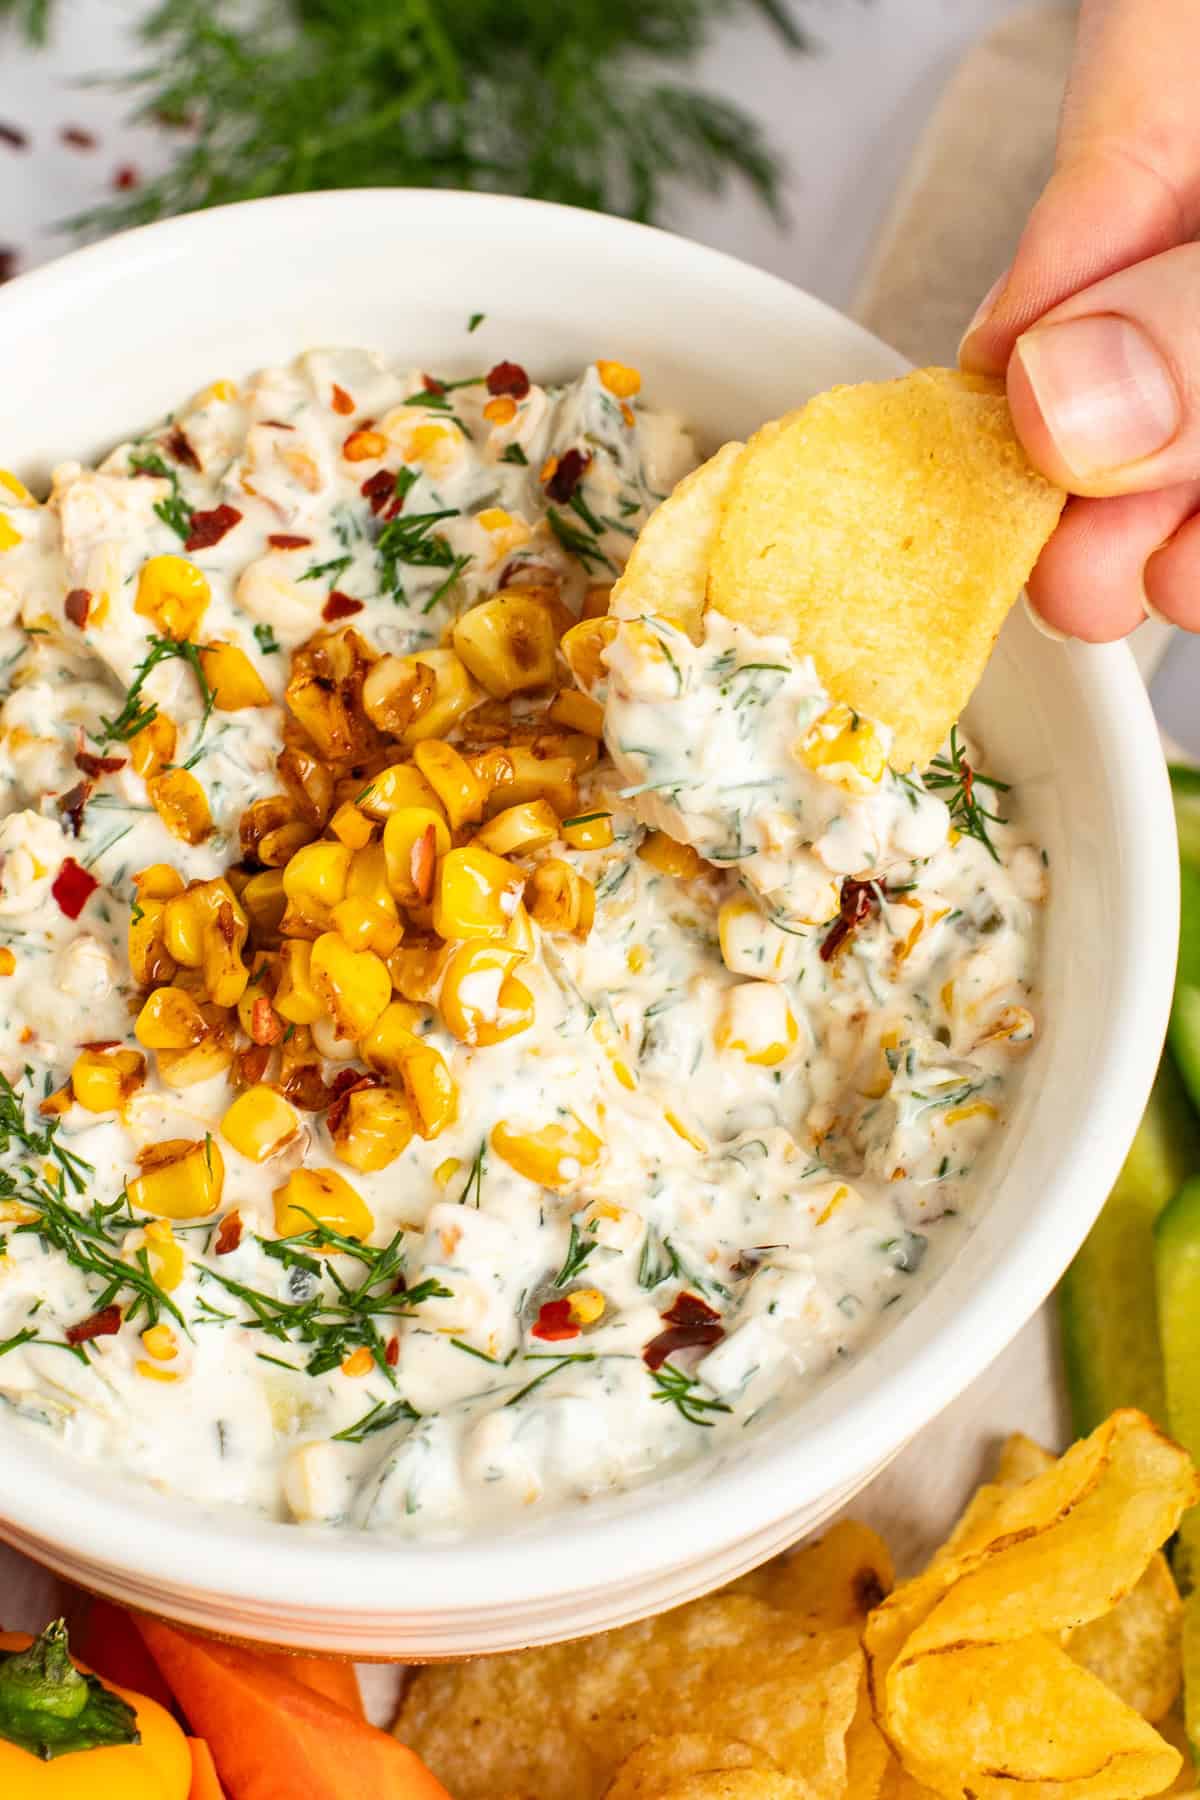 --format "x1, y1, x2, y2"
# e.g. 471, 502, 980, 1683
0, 352, 1044, 1536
